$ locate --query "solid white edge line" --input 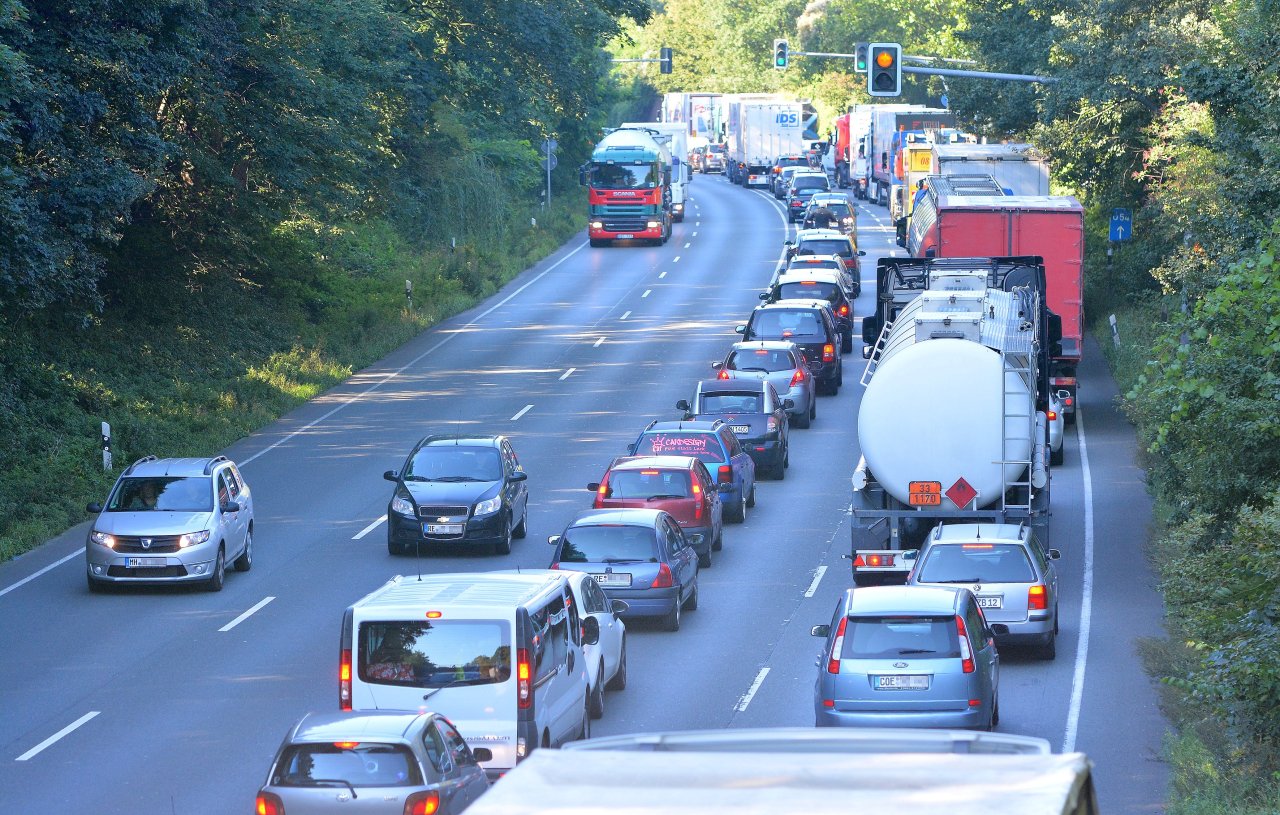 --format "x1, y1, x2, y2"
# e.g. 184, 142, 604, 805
559, 368, 575, 381
593, 337, 605, 347
805, 565, 828, 598
16, 711, 100, 761
353, 515, 387, 540
1062, 408, 1095, 753
511, 404, 534, 421
0, 551, 80, 599
236, 241, 589, 468
735, 667, 771, 712
219, 596, 276, 633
